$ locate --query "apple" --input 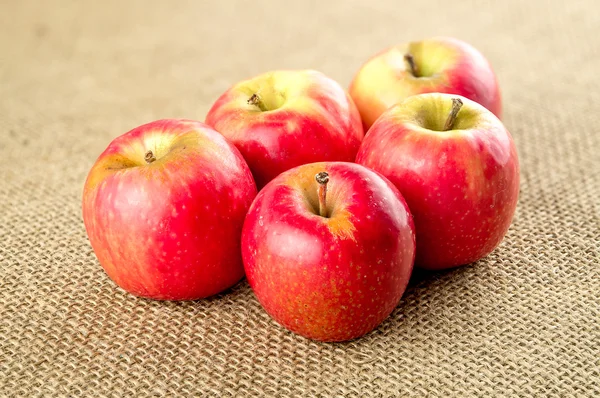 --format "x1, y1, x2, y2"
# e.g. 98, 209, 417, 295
349, 37, 502, 130
206, 70, 364, 188
82, 119, 257, 300
356, 93, 519, 270
242, 162, 415, 341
